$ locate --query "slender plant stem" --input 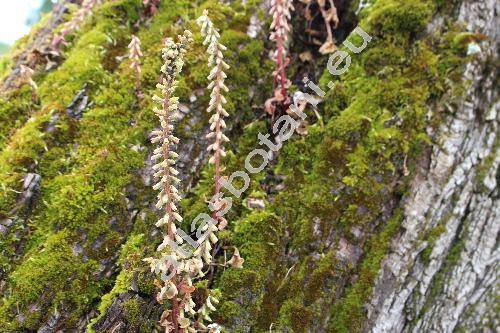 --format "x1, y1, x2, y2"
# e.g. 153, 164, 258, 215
161, 74, 179, 333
